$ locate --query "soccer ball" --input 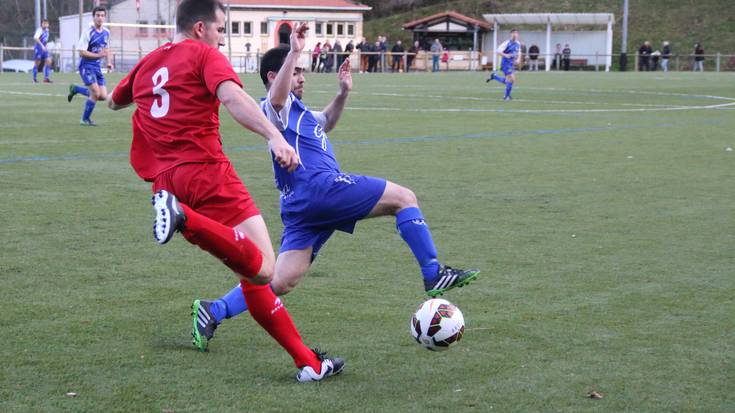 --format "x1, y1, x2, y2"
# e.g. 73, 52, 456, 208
410, 298, 465, 351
